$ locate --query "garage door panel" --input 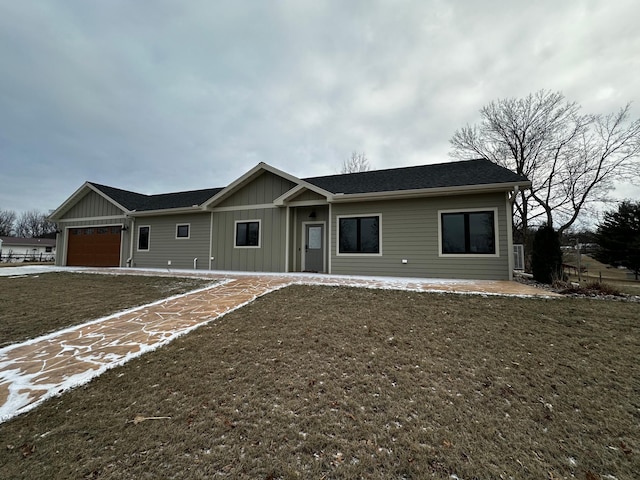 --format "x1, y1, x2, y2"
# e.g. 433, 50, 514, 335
67, 226, 121, 267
